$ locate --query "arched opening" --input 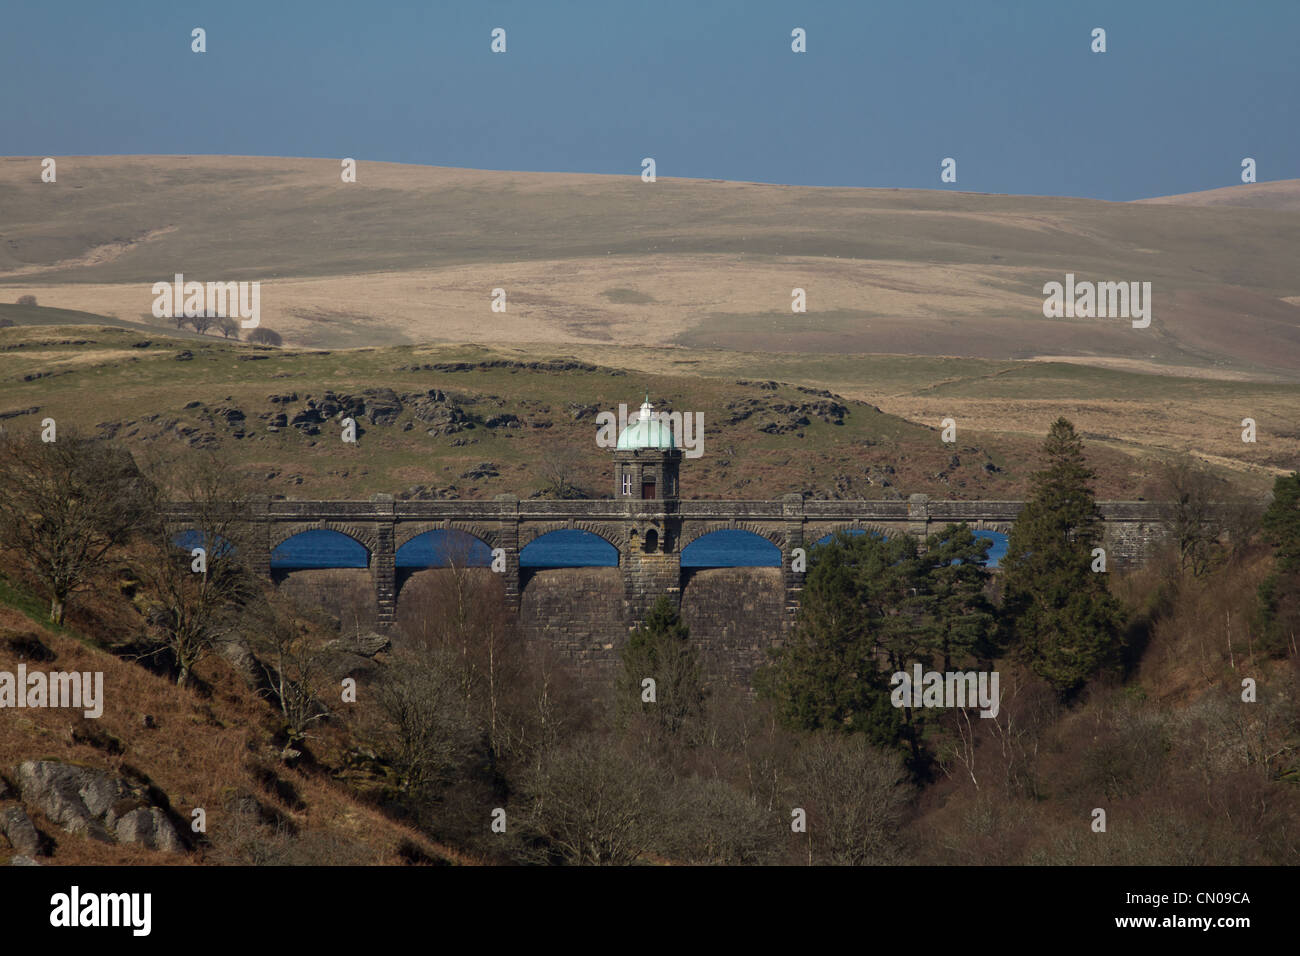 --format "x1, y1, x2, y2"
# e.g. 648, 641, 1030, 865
681, 529, 781, 568
642, 529, 659, 553
521, 529, 619, 569
396, 529, 492, 569
395, 529, 495, 602
272, 529, 369, 569
271, 530, 373, 633
680, 530, 783, 683
518, 530, 623, 657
